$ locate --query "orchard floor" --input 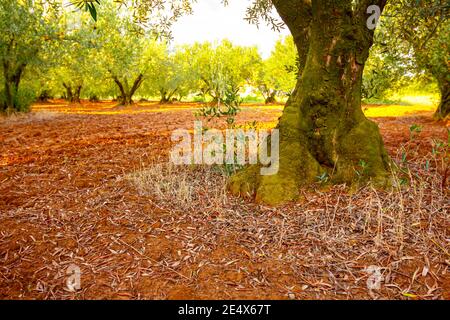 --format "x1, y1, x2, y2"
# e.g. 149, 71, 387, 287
0, 100, 448, 300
